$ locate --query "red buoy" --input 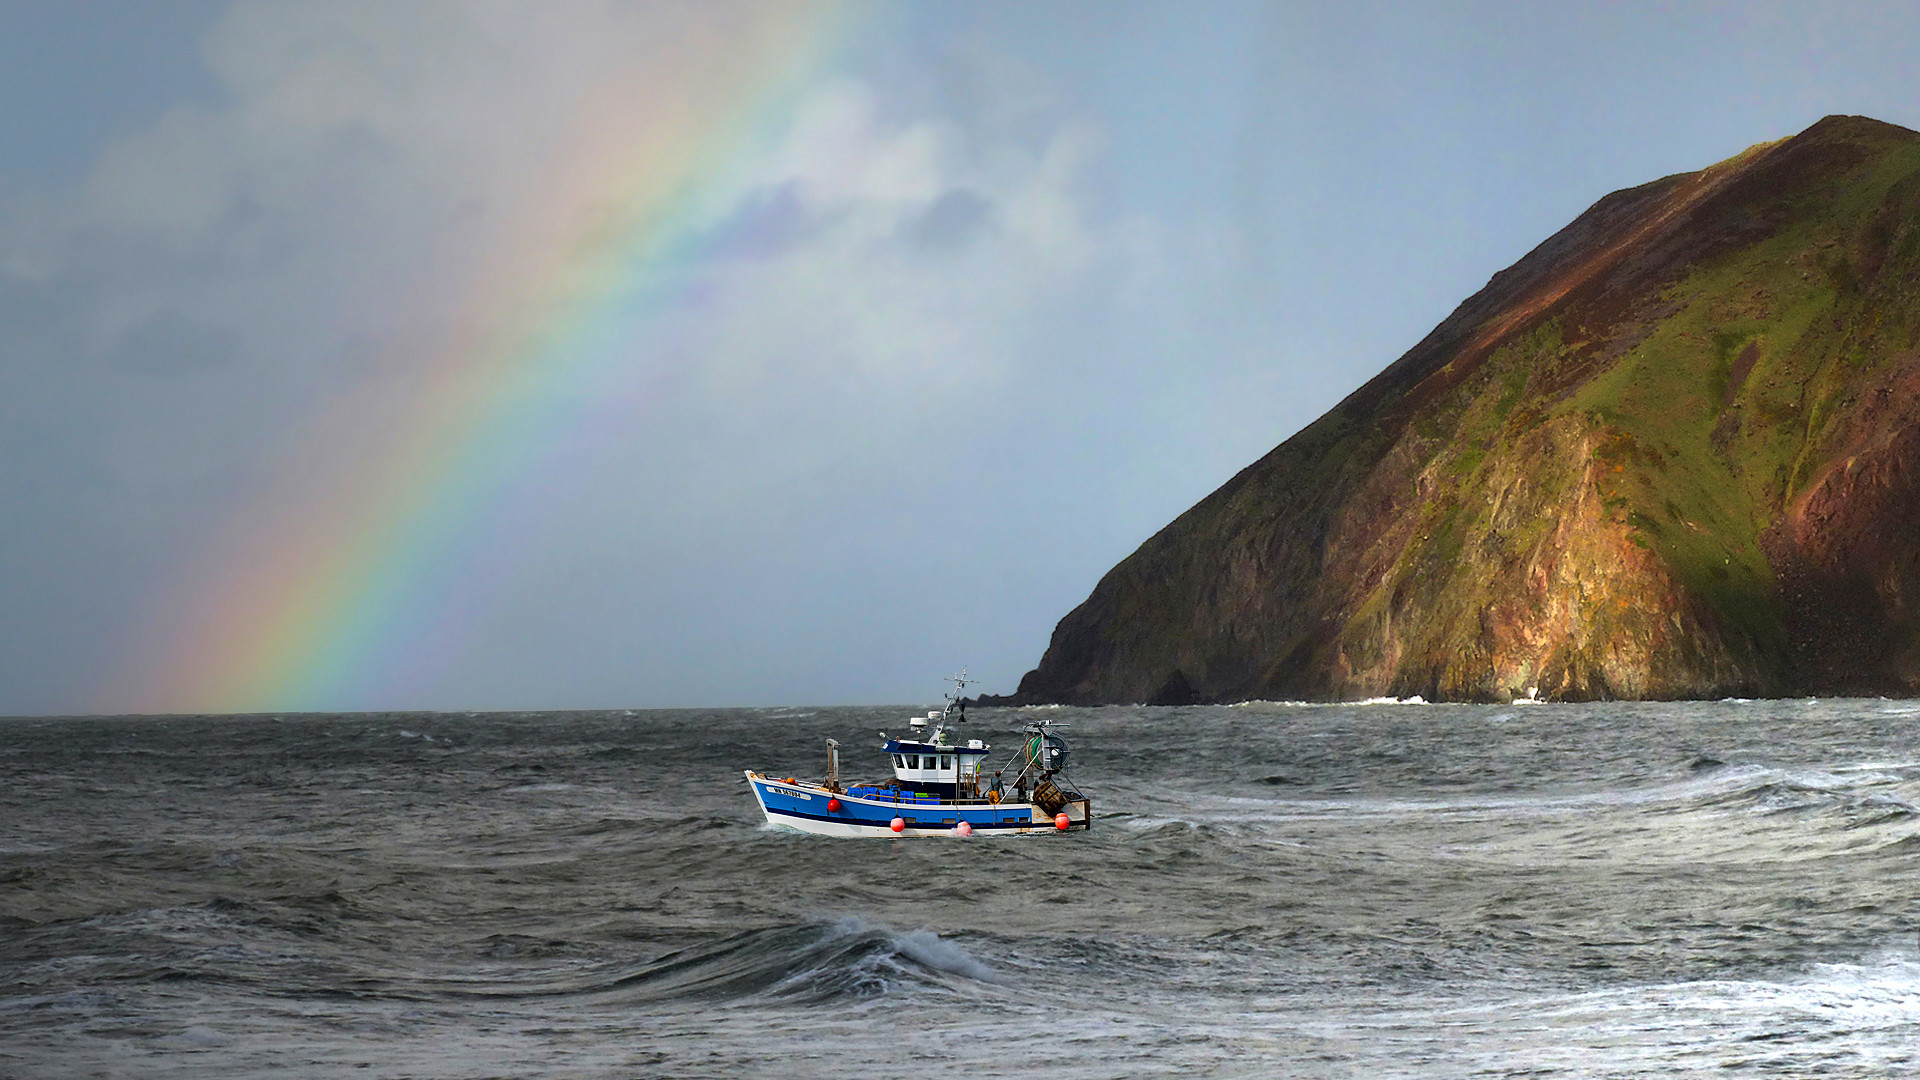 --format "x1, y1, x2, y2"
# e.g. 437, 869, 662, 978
956, 821, 973, 838
890, 817, 905, 833
1054, 812, 1070, 831
827, 798, 841, 813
